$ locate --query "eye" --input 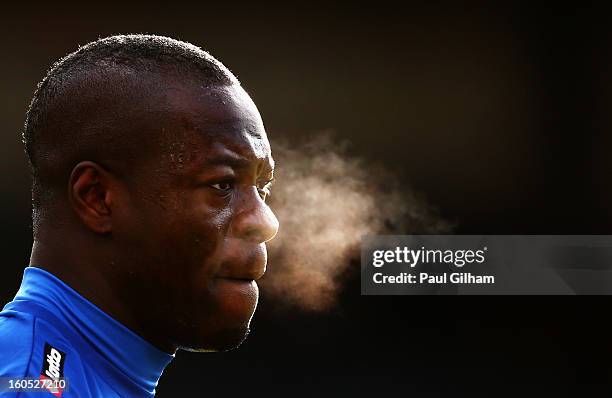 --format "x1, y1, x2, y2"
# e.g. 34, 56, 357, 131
257, 188, 268, 201
210, 181, 234, 195
257, 178, 274, 201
